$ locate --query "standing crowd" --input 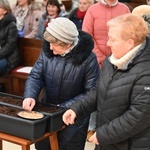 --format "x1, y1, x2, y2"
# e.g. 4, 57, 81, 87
1, 0, 150, 150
